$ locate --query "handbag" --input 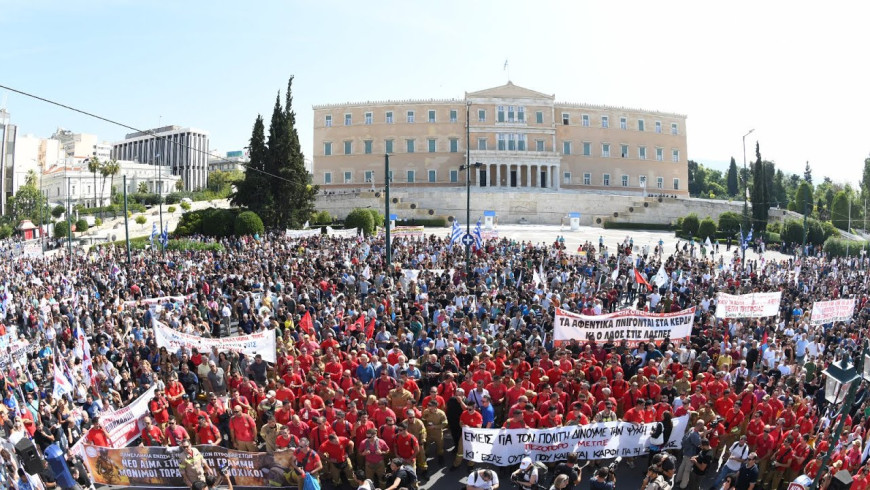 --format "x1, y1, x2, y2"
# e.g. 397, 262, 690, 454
649, 422, 665, 446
